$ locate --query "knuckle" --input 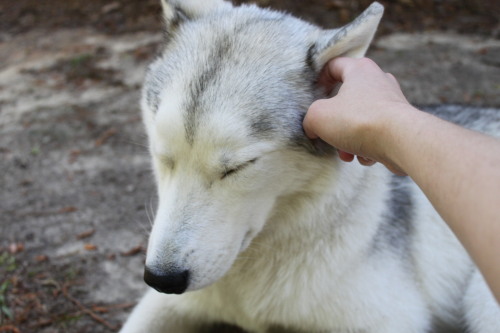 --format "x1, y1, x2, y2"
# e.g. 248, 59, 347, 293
386, 73, 397, 81
358, 57, 377, 68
